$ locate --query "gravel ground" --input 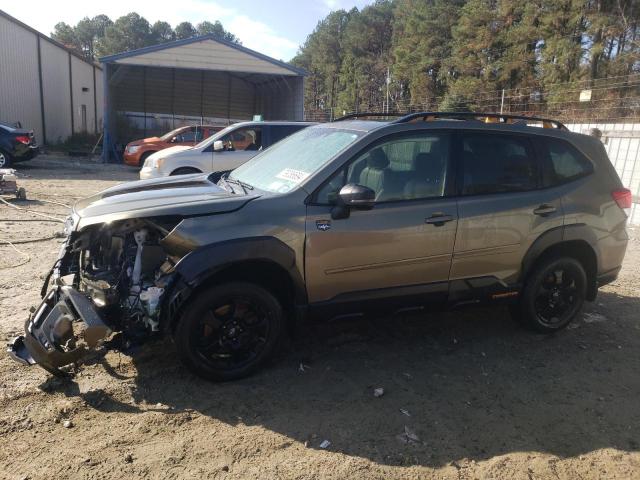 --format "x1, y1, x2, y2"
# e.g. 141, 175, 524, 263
0, 156, 639, 480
